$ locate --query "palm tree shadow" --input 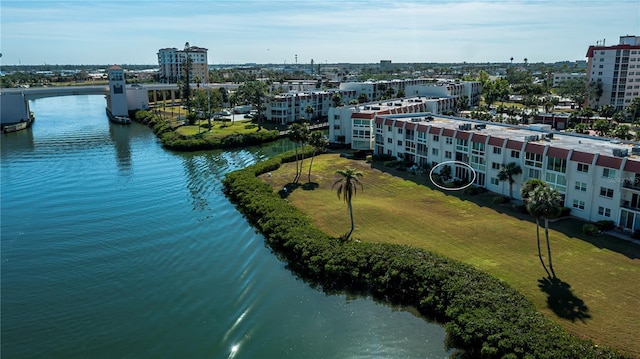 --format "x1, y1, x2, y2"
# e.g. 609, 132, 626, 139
538, 277, 591, 323
278, 183, 301, 198
302, 182, 319, 190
